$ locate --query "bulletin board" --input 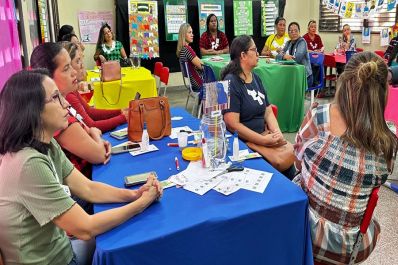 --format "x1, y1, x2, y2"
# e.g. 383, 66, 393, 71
233, 1, 253, 36
197, 0, 225, 35
129, 0, 159, 59
78, 11, 113, 43
164, 0, 187, 41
